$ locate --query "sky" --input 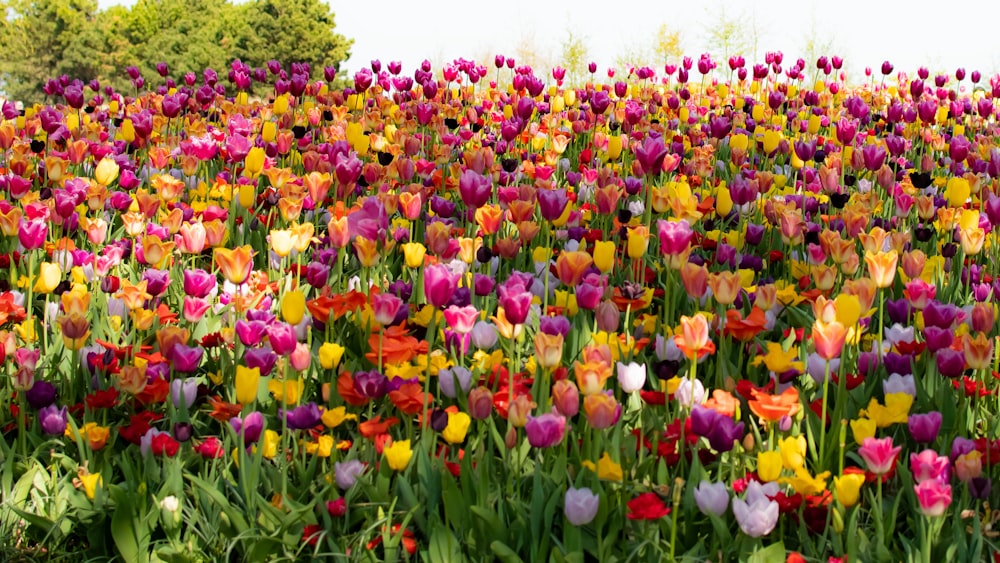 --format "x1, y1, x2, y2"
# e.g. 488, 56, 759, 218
99, 0, 1000, 84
